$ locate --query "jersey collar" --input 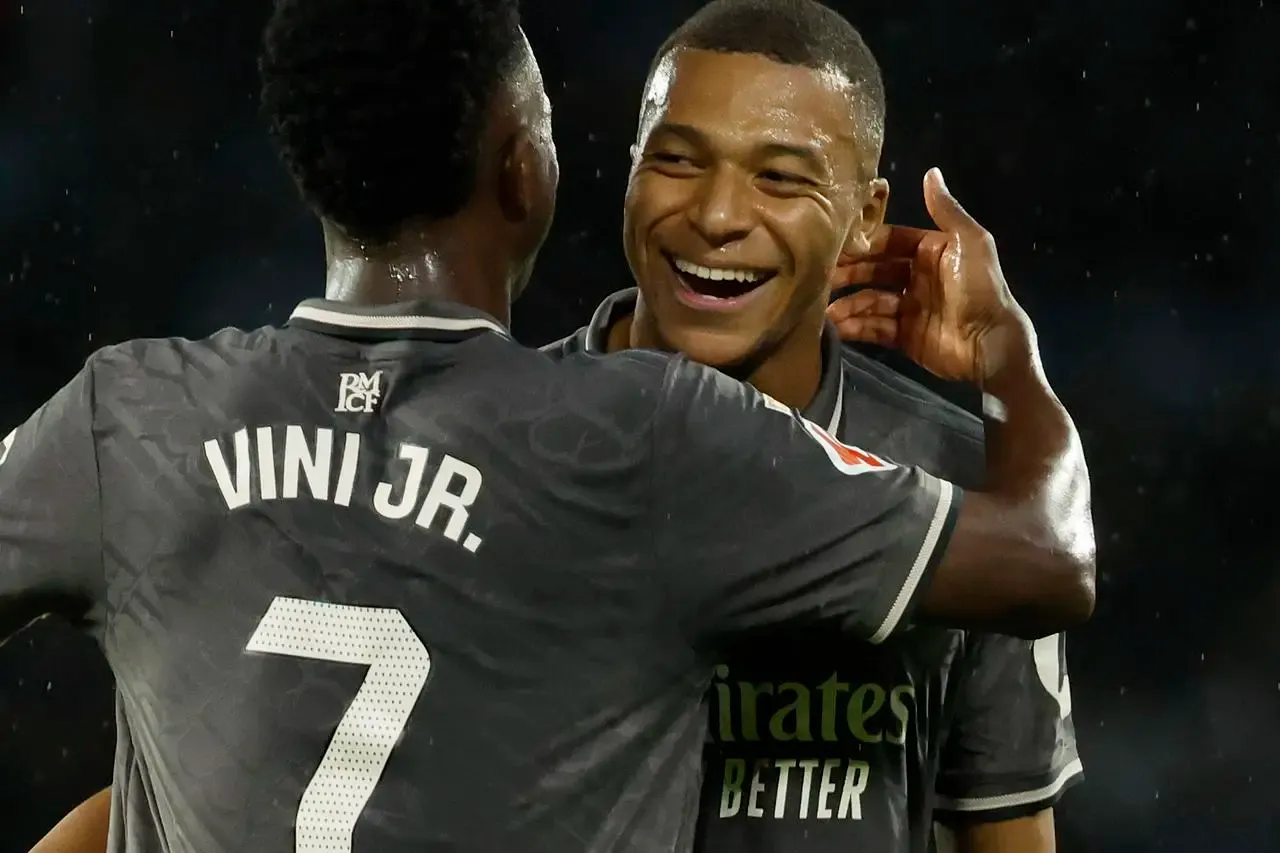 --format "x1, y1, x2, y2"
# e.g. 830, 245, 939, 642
577, 289, 640, 355
580, 288, 845, 434
286, 298, 510, 342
